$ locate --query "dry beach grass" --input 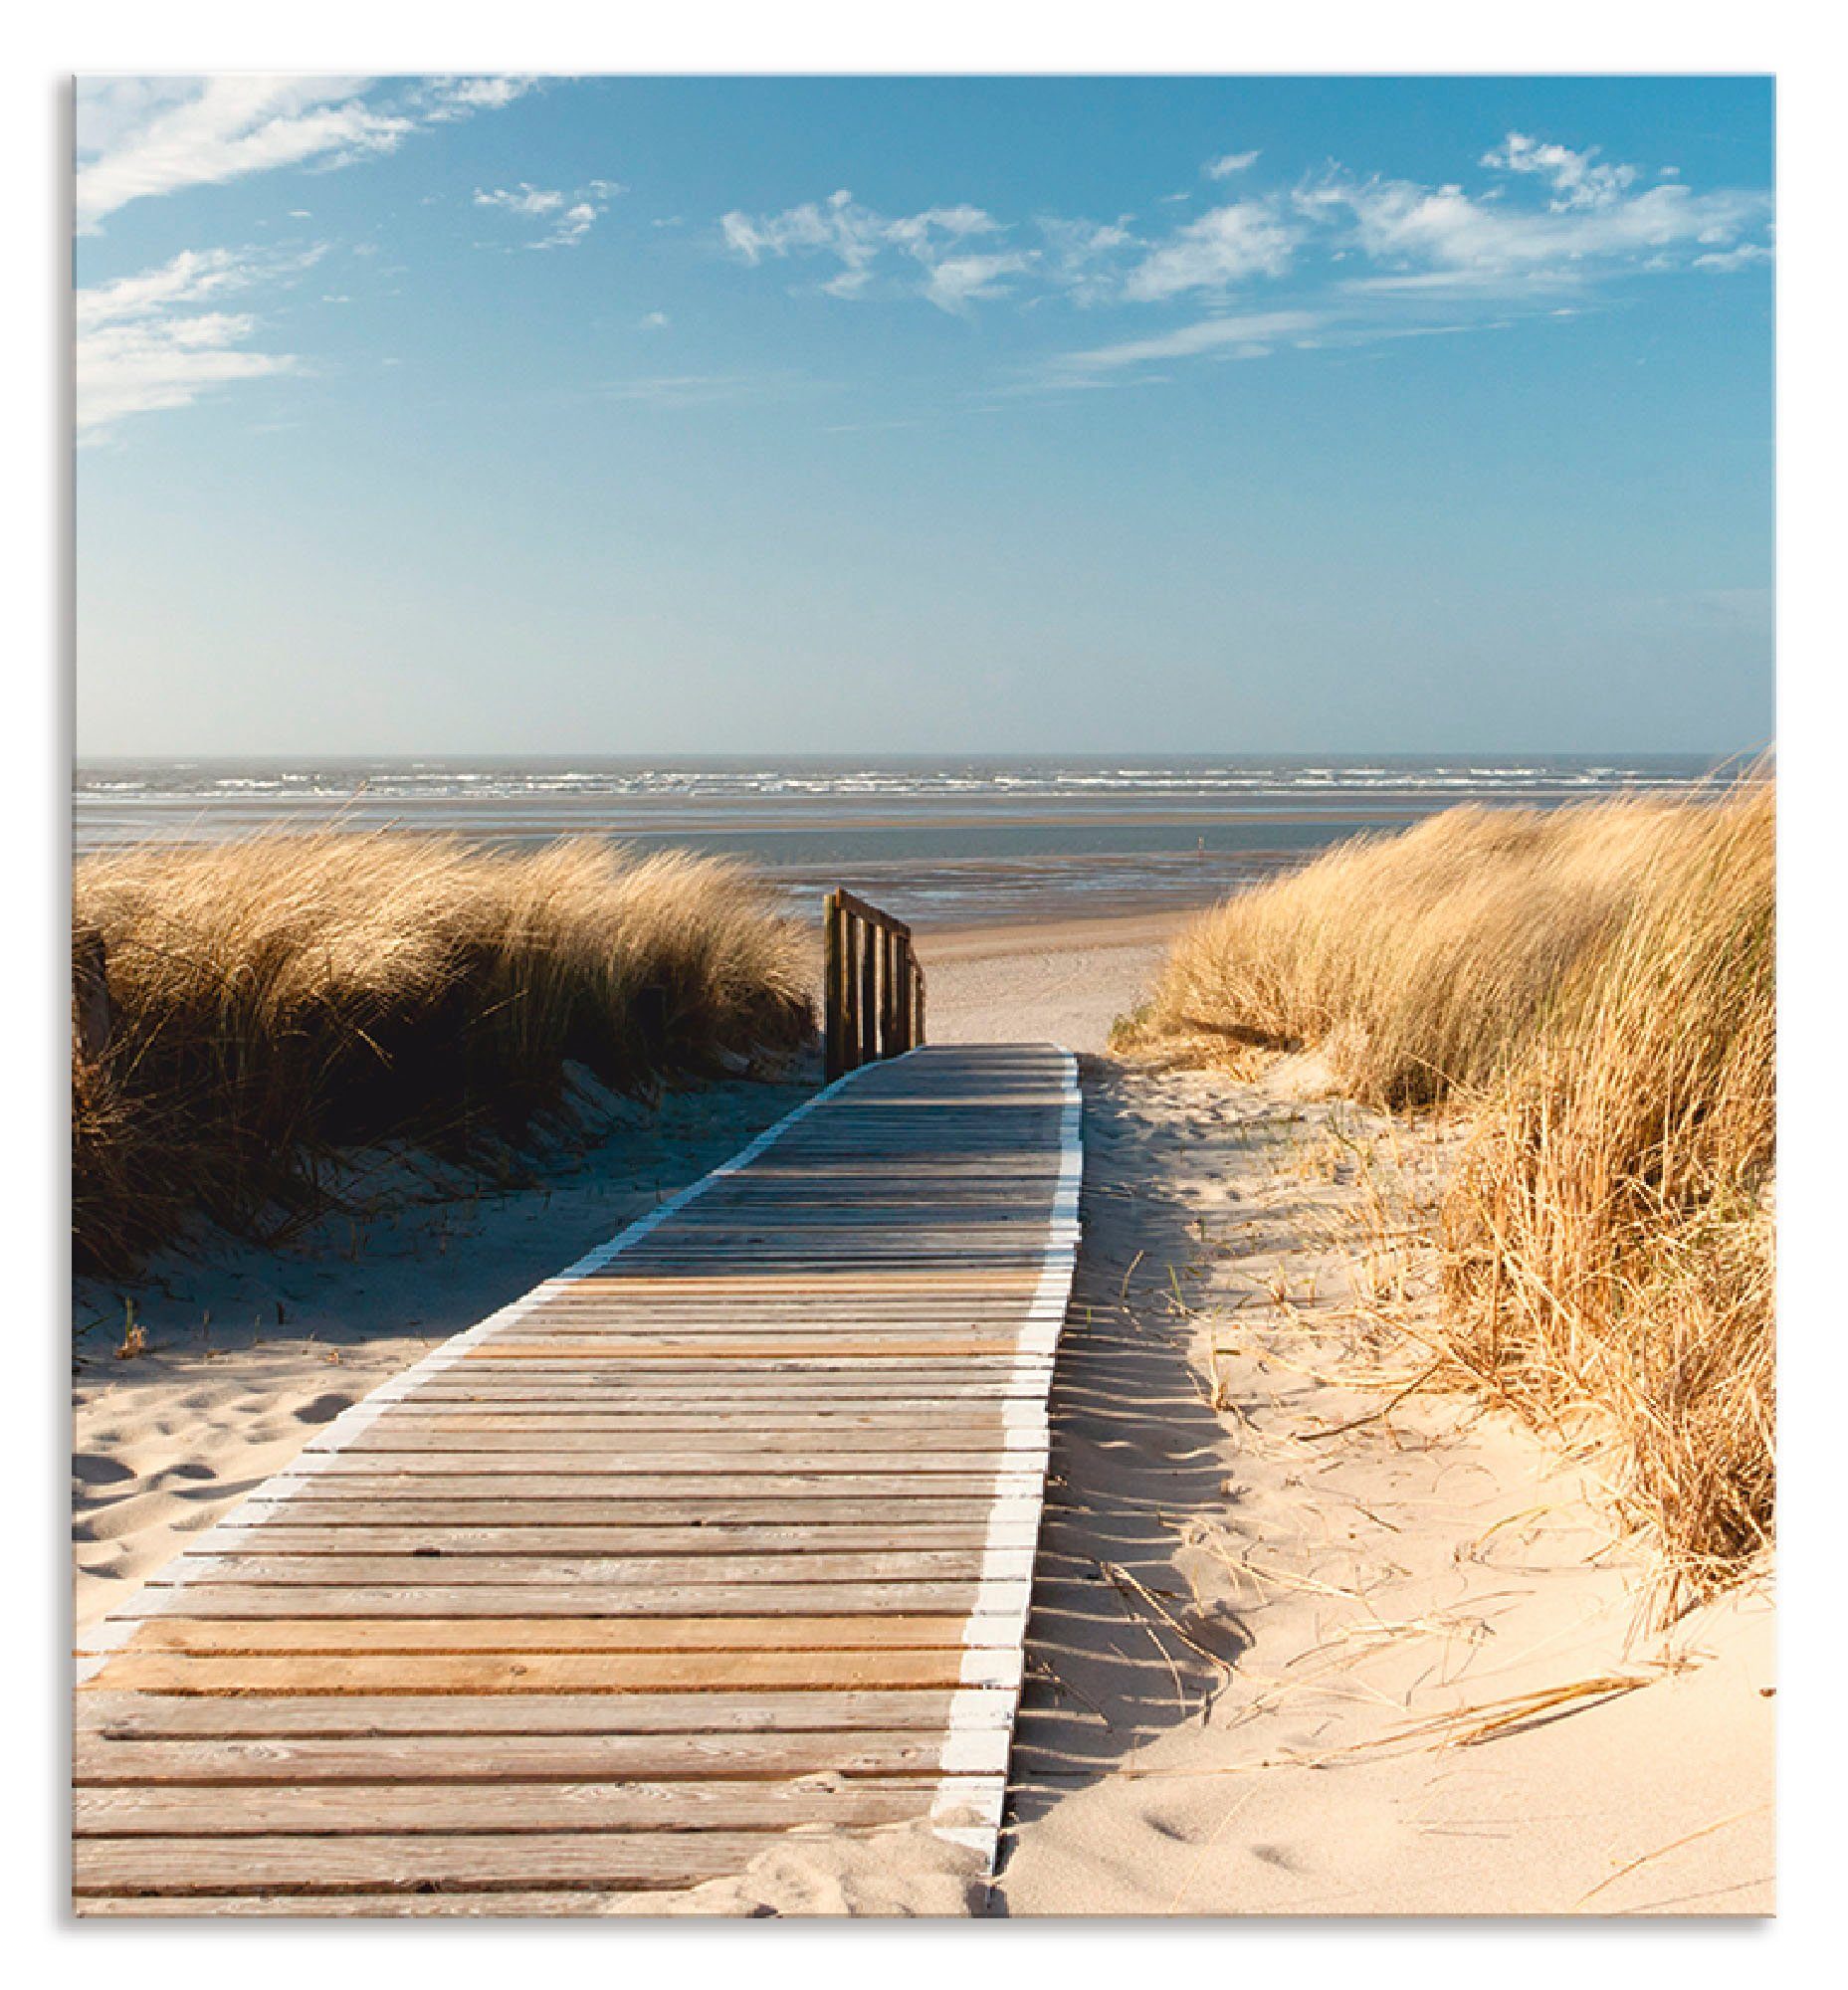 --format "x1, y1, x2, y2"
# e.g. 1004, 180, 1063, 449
1119, 783, 1774, 1606
72, 832, 811, 1275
